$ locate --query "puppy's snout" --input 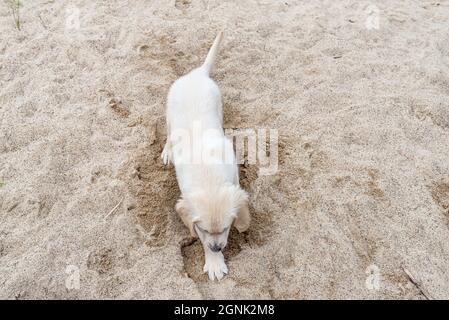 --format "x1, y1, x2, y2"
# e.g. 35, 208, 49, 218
210, 243, 222, 252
